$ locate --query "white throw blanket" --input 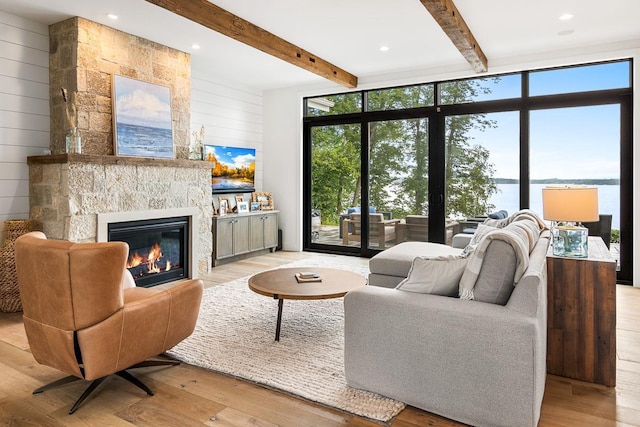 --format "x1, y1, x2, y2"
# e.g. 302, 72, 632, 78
459, 224, 532, 300
483, 209, 548, 231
